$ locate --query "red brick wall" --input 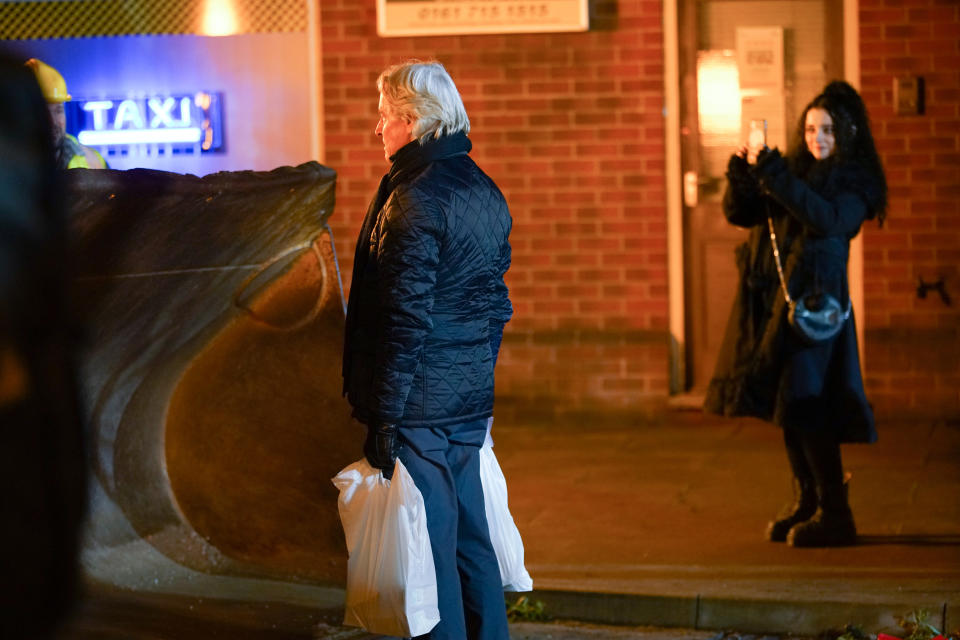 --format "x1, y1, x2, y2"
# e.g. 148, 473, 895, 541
859, 1, 960, 418
320, 0, 670, 416
319, 1, 960, 419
